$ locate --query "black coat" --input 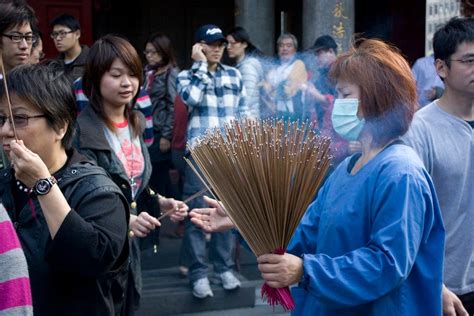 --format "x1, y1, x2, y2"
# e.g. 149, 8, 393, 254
74, 105, 153, 311
0, 150, 130, 316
